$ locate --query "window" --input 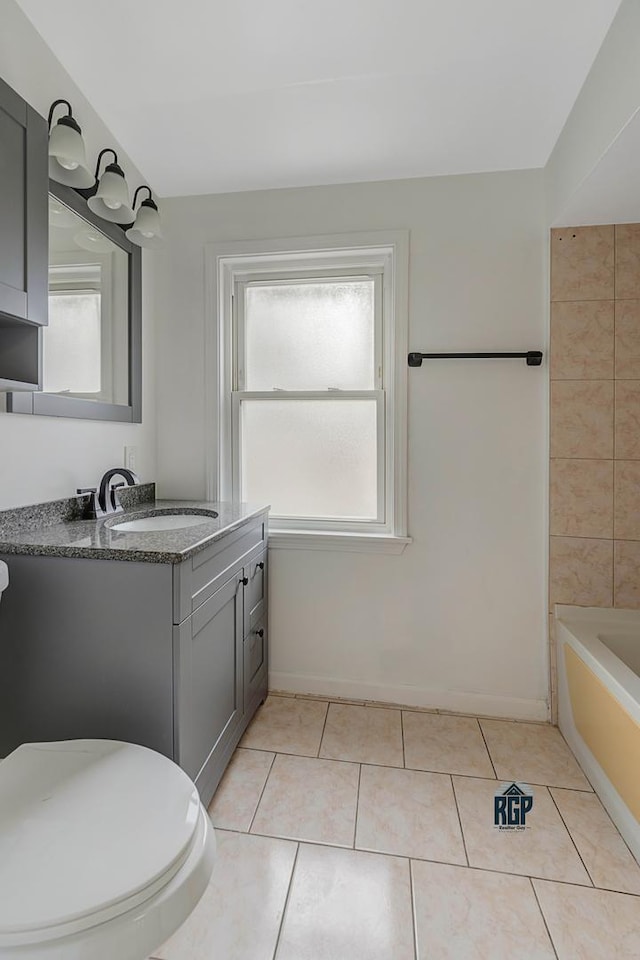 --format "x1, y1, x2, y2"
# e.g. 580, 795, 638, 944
211, 233, 410, 553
